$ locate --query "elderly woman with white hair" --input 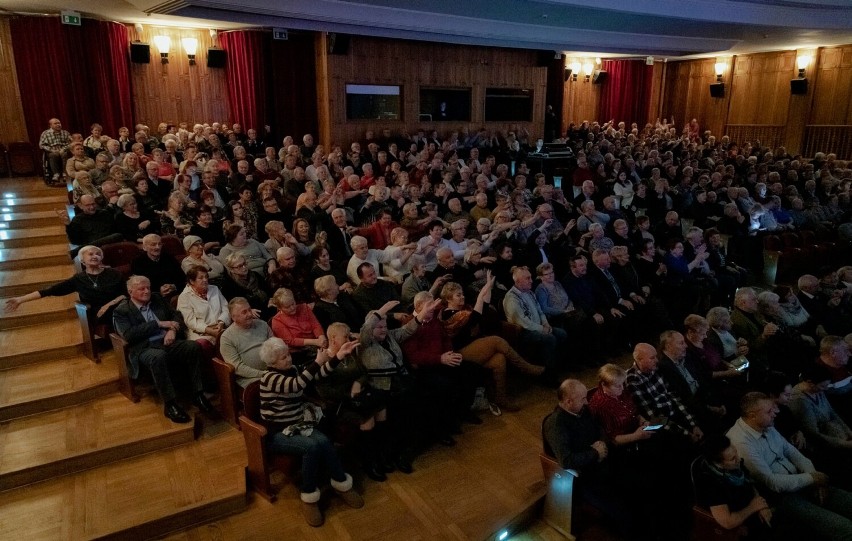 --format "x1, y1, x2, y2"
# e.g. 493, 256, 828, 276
346, 234, 395, 285
4, 245, 126, 322
258, 336, 363, 526
115, 192, 159, 242
271, 287, 327, 366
